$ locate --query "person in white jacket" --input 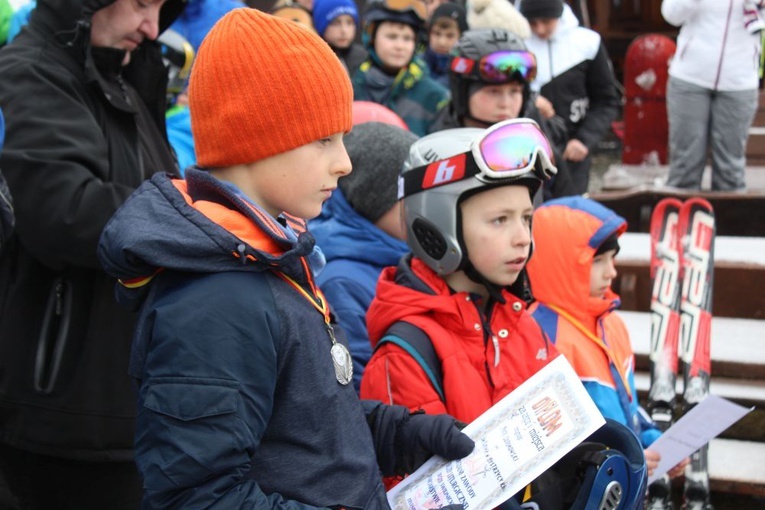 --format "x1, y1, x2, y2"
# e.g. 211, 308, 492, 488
518, 0, 621, 195
662, 0, 763, 190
